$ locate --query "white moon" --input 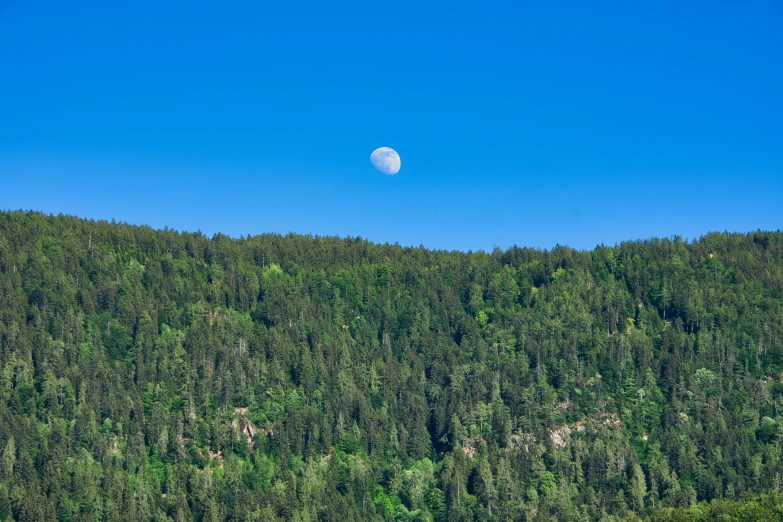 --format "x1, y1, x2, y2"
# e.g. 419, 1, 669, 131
370, 147, 401, 175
